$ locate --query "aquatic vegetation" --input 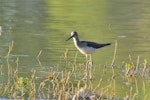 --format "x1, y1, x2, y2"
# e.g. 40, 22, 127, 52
0, 41, 150, 100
